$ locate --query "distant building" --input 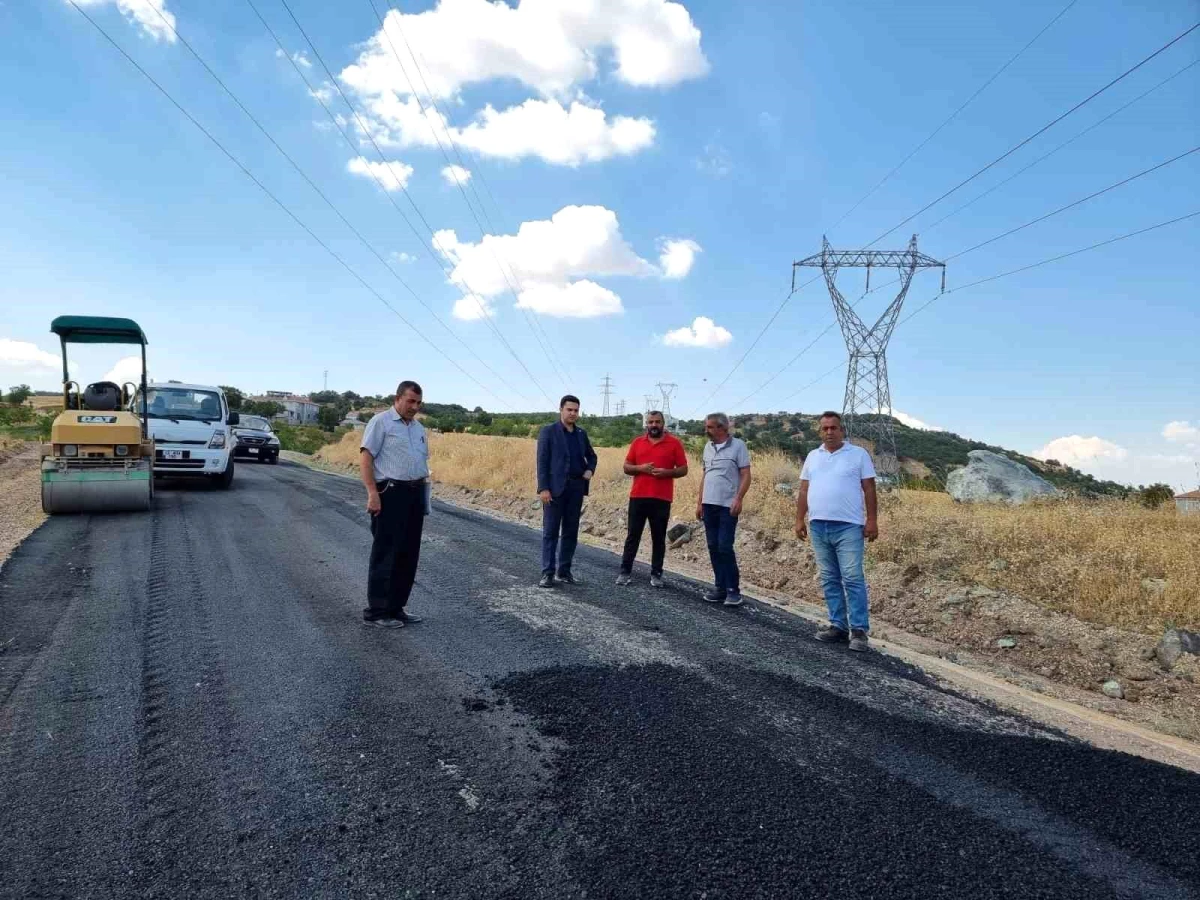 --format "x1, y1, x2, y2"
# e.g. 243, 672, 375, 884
250, 392, 319, 425
1175, 490, 1200, 515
